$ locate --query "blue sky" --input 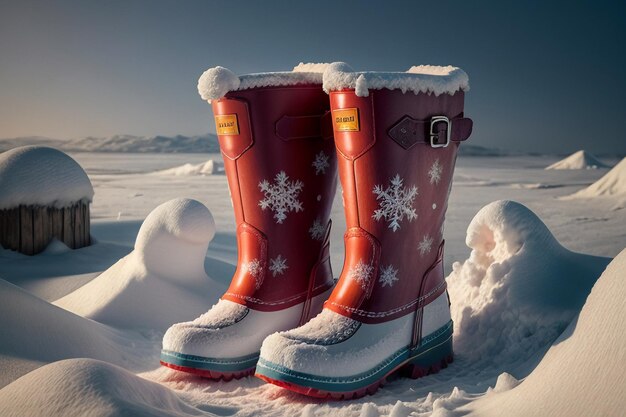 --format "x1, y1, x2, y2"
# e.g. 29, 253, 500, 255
1, 0, 624, 154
